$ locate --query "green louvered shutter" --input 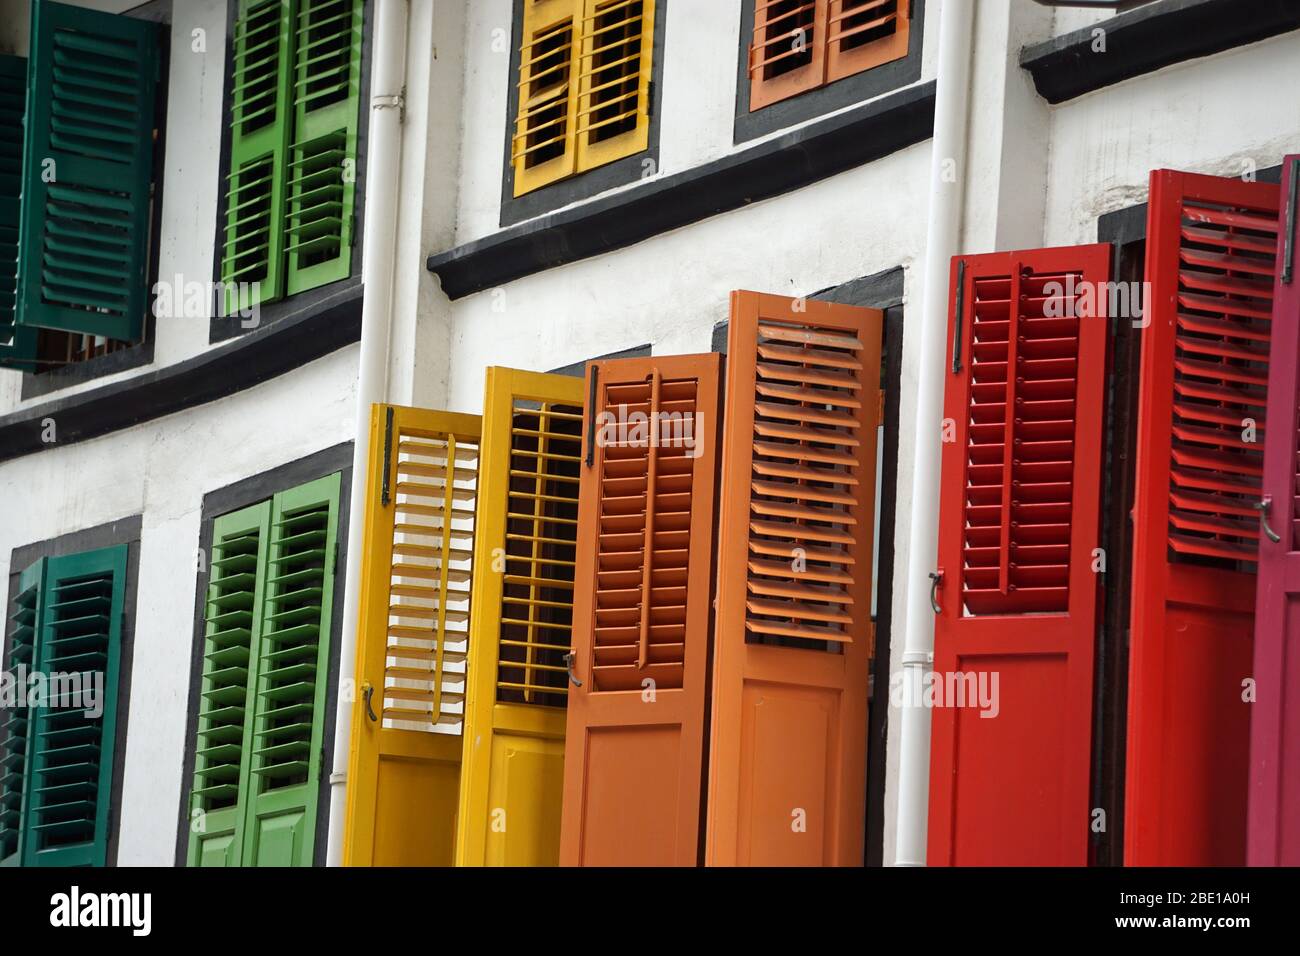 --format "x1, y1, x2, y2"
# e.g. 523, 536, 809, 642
222, 0, 294, 313
0, 559, 45, 867
243, 473, 340, 865
187, 502, 271, 867
24, 545, 127, 868
15, 1, 158, 341
0, 55, 37, 371
284, 0, 361, 295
